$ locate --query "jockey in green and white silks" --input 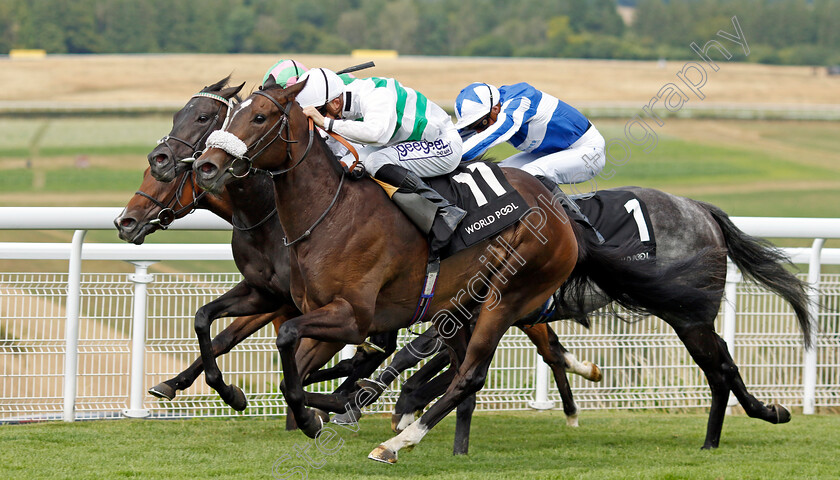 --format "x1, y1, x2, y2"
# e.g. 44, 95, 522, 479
297, 68, 462, 179
297, 67, 466, 261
